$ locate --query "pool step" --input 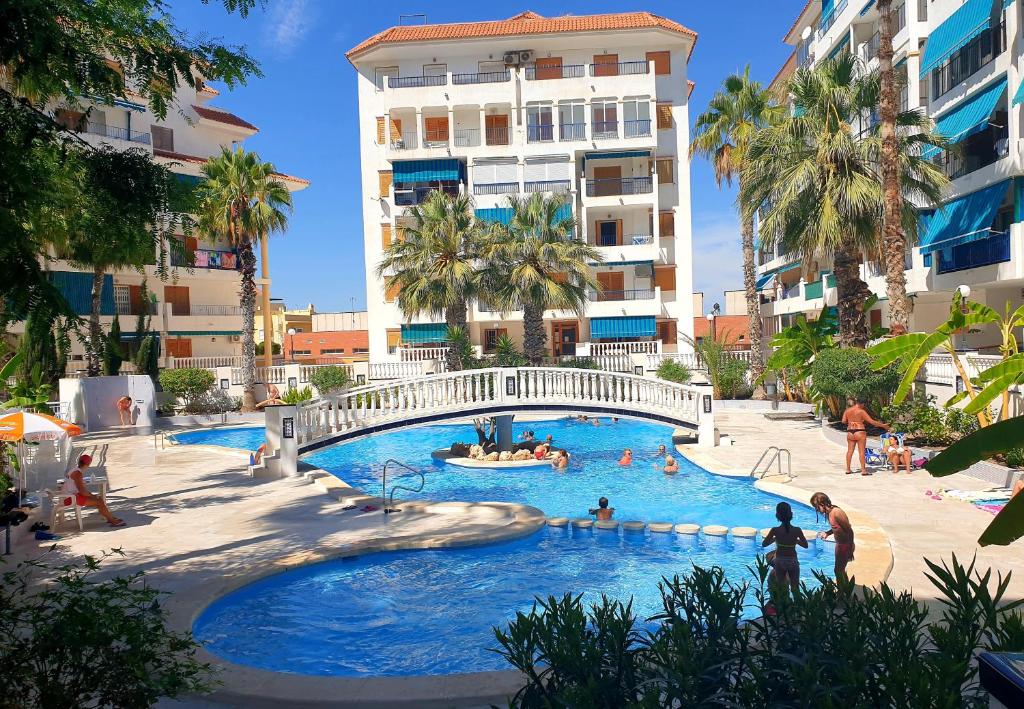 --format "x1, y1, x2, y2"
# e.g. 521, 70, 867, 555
552, 518, 786, 541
